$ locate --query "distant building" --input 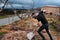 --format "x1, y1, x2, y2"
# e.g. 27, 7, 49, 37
41, 6, 60, 15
